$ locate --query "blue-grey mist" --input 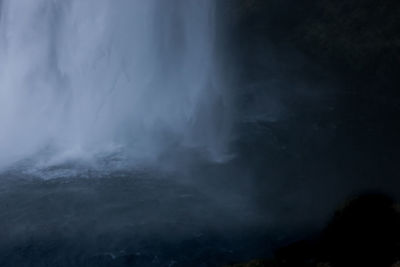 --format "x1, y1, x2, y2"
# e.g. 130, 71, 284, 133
0, 0, 231, 171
